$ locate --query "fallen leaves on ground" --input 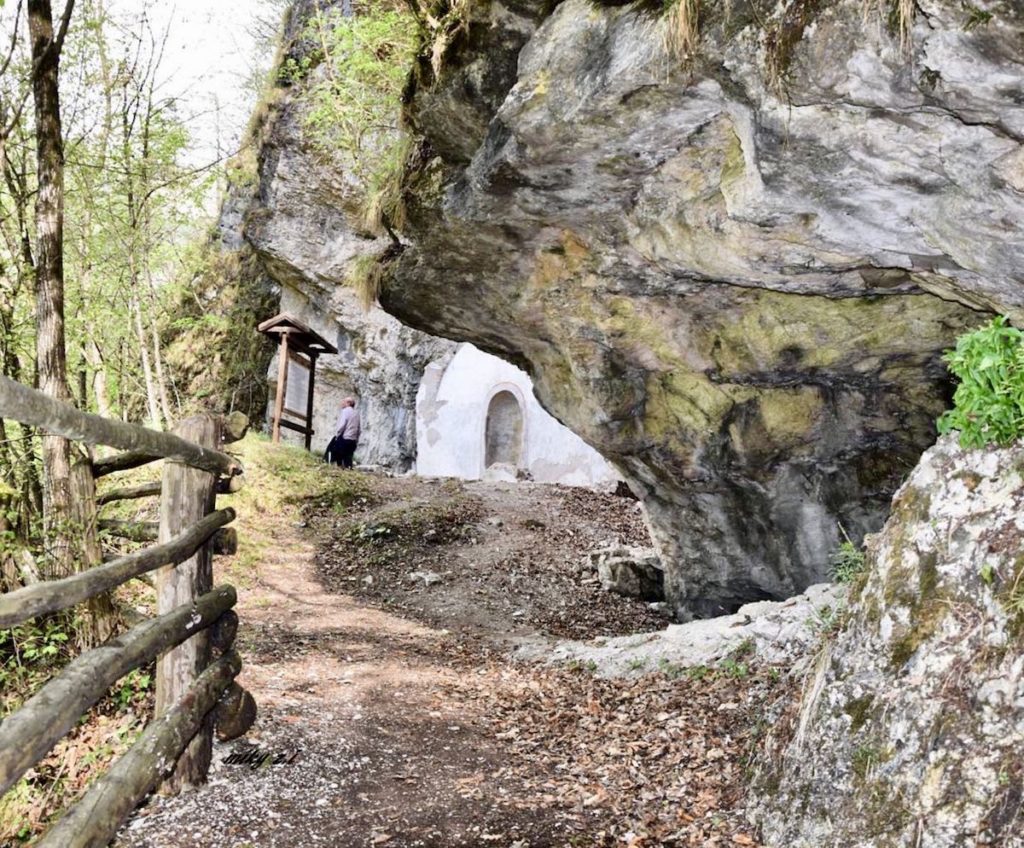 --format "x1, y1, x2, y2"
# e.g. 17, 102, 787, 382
456, 660, 785, 847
